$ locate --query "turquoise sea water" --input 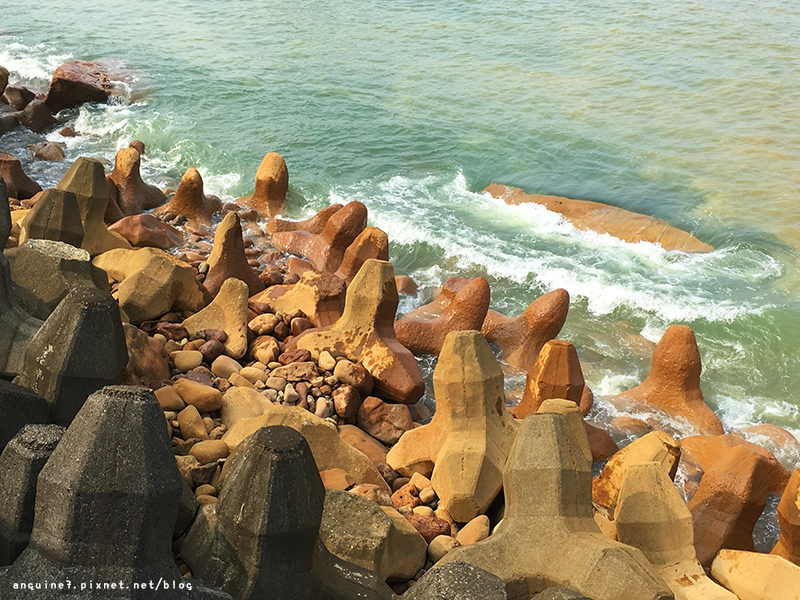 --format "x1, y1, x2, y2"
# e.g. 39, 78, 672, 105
3, 0, 800, 464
